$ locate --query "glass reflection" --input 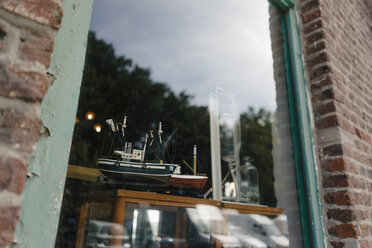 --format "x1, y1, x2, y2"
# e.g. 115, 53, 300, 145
228, 213, 289, 248
239, 158, 260, 204
54, 0, 295, 247
80, 203, 289, 248
85, 221, 130, 248
130, 209, 176, 248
